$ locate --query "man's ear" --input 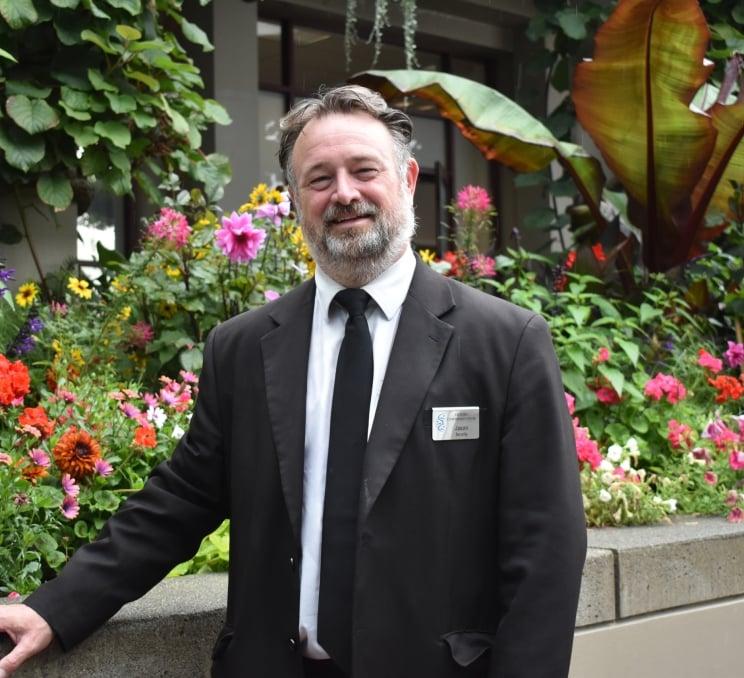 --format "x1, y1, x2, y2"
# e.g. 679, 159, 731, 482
405, 158, 420, 196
